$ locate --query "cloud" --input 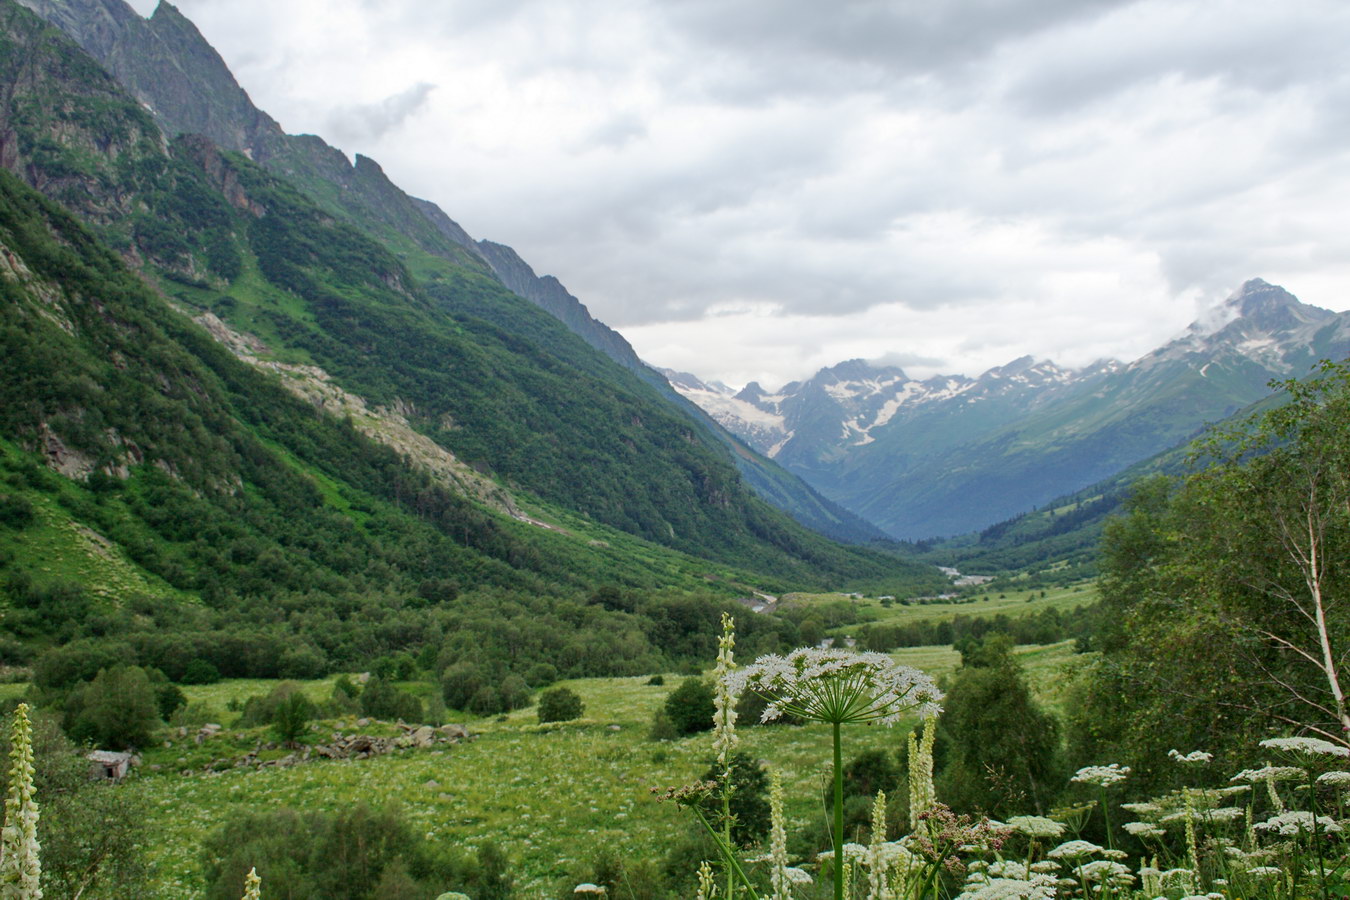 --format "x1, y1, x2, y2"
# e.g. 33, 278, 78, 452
162, 0, 1350, 389
324, 82, 437, 145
